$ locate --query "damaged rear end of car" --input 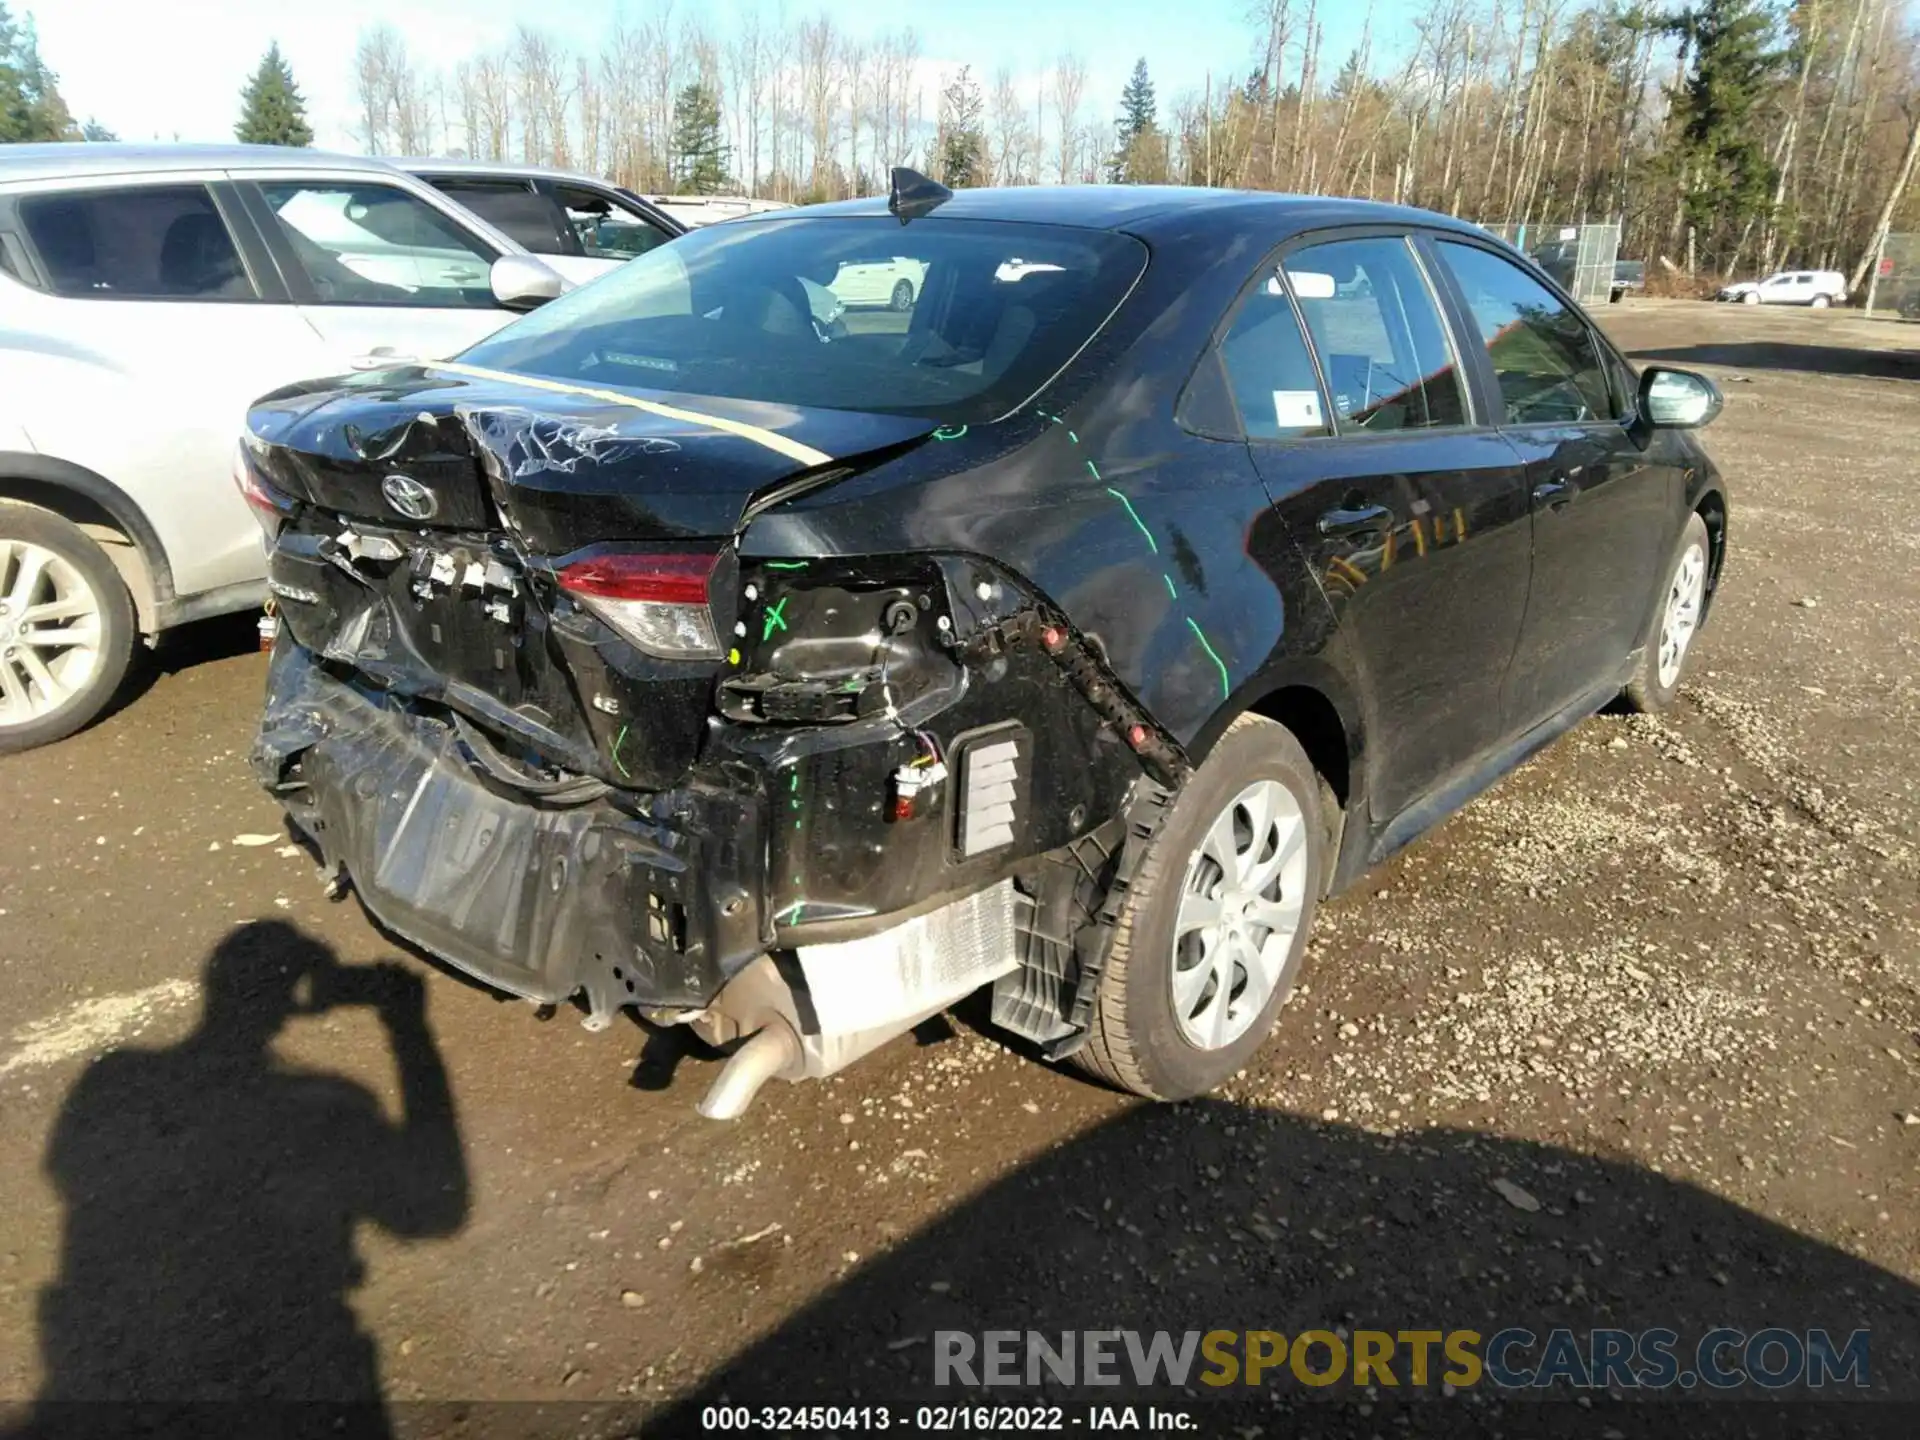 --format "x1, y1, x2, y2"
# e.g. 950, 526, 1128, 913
247, 205, 1168, 1116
